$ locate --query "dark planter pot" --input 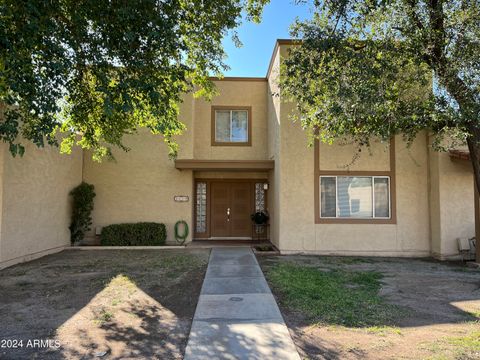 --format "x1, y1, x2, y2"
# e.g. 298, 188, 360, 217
251, 211, 269, 225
